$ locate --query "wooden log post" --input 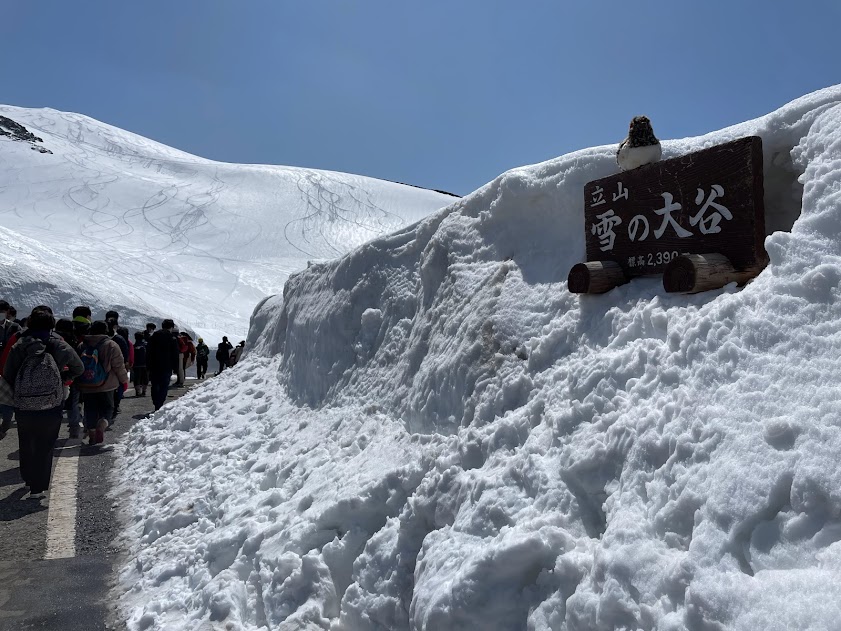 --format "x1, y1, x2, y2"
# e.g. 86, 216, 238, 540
568, 261, 628, 294
662, 253, 764, 294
